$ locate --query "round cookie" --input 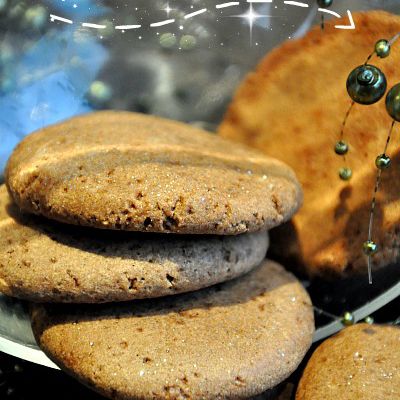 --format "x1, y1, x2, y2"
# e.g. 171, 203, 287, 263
31, 260, 314, 400
5, 111, 302, 235
219, 11, 400, 277
0, 185, 268, 303
296, 323, 400, 400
